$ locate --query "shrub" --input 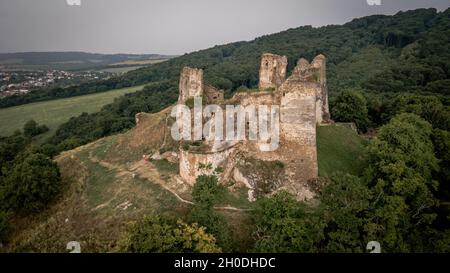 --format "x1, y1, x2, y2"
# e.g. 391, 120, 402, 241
23, 120, 49, 137
331, 89, 370, 132
0, 153, 61, 213
122, 214, 220, 253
